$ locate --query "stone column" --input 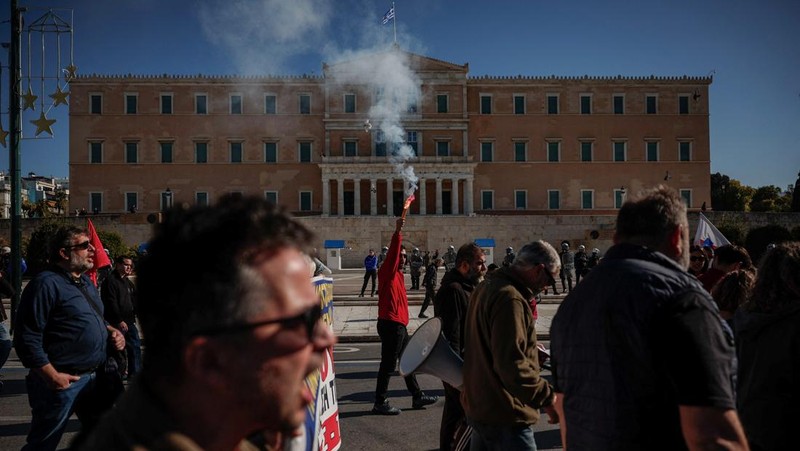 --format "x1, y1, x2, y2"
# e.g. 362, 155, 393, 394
419, 177, 427, 215
452, 178, 460, 215
353, 178, 361, 216
386, 177, 394, 216
322, 176, 330, 216
435, 178, 443, 215
370, 179, 377, 215
465, 176, 474, 215
337, 178, 344, 216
